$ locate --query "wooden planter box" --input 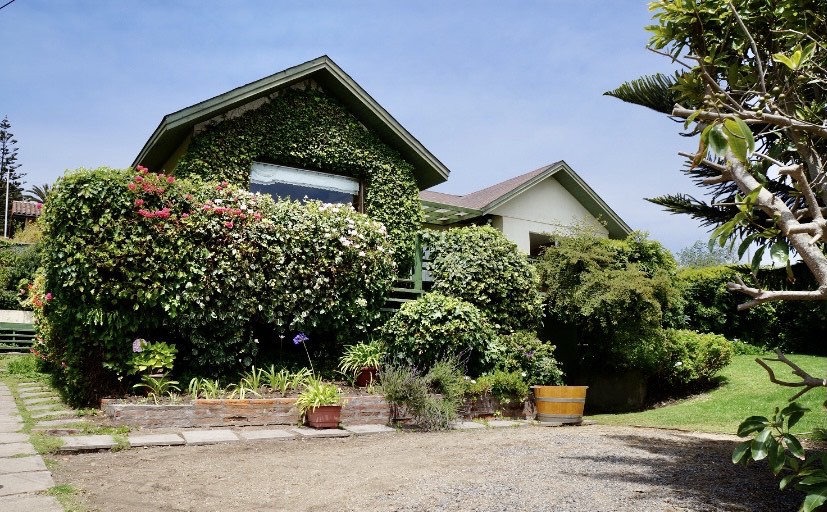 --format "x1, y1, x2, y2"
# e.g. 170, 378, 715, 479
101, 395, 390, 429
